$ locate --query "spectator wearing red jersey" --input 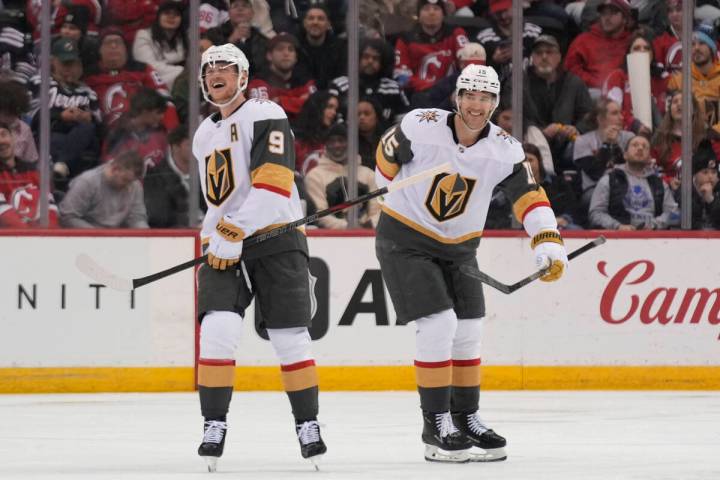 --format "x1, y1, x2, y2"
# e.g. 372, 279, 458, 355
247, 33, 316, 120
26, 0, 102, 44
564, 0, 633, 92
393, 0, 468, 95
602, 31, 668, 136
0, 123, 58, 228
84, 27, 179, 131
104, 0, 163, 45
653, 0, 684, 76
651, 90, 720, 188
